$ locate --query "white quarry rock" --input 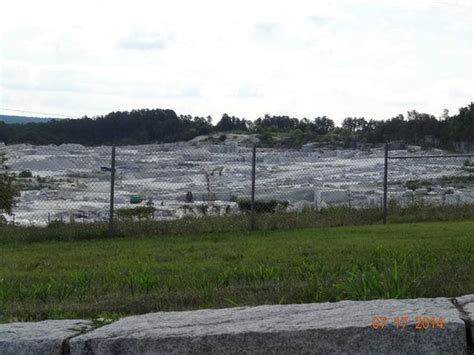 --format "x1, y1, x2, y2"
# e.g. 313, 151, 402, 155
207, 144, 238, 154
445, 193, 463, 205
415, 188, 429, 195
290, 200, 315, 212
338, 151, 356, 159
407, 145, 423, 152
3, 142, 473, 225
70, 297, 467, 354
59, 143, 87, 153
301, 143, 315, 152
328, 189, 351, 203
0, 319, 91, 355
